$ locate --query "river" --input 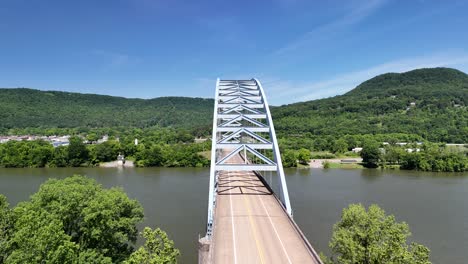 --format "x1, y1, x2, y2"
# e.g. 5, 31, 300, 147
0, 167, 466, 263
